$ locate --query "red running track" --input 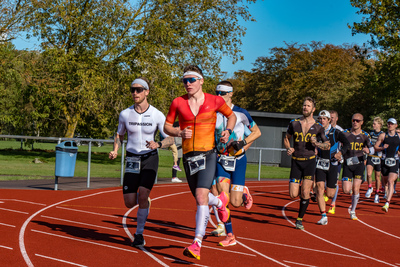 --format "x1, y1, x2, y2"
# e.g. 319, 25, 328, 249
0, 181, 399, 266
